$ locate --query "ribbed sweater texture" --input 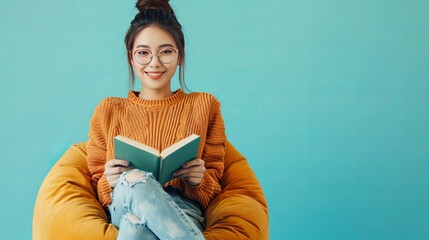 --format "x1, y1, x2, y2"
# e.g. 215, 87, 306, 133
86, 89, 226, 210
